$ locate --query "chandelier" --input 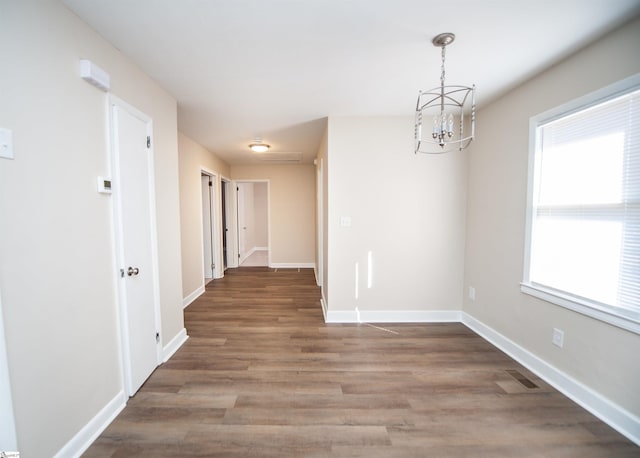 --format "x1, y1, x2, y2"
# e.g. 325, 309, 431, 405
414, 33, 475, 154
